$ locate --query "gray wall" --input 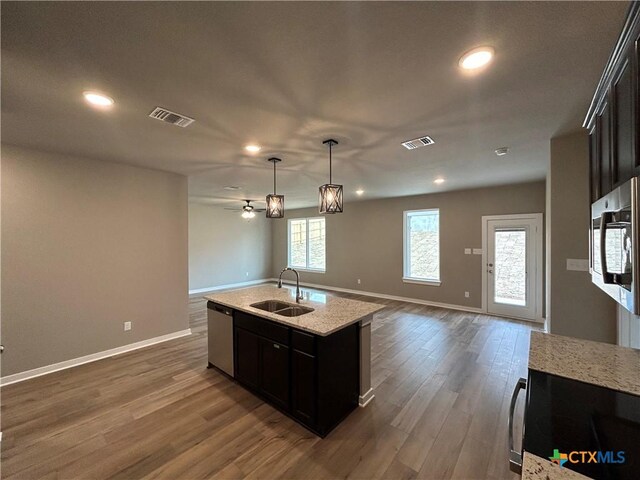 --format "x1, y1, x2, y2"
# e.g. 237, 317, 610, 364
548, 131, 616, 343
272, 181, 546, 310
188, 203, 272, 291
1, 145, 189, 377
